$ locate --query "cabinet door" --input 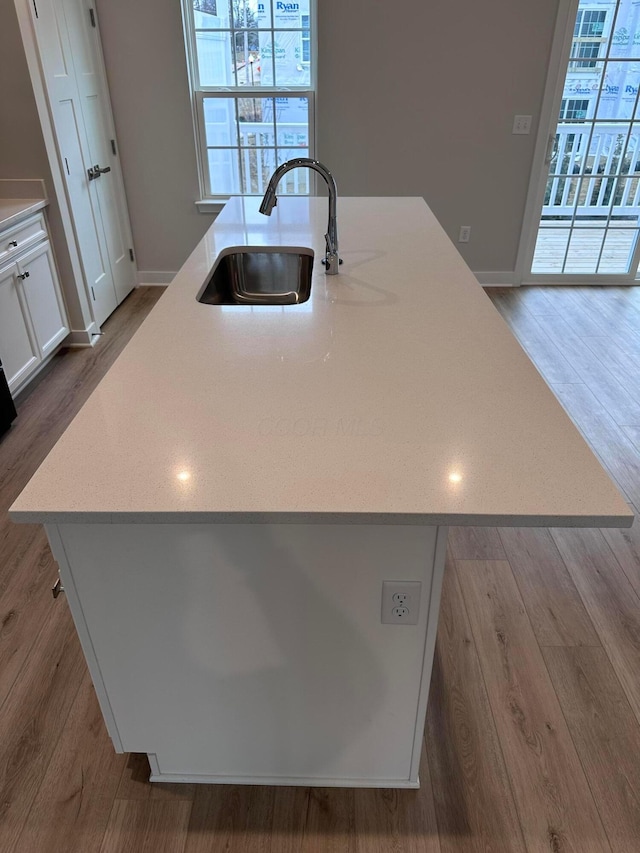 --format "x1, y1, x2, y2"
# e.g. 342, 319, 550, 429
0, 263, 39, 391
18, 242, 69, 357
